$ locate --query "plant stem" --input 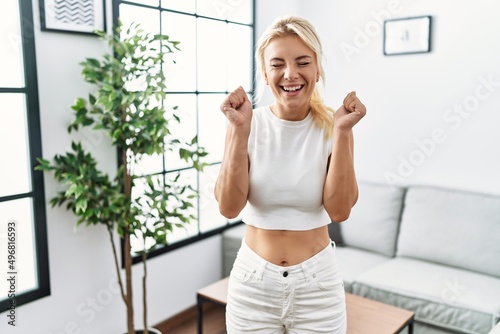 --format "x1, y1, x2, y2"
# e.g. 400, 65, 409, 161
124, 233, 134, 334
142, 251, 148, 334
107, 223, 127, 303
123, 149, 135, 334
